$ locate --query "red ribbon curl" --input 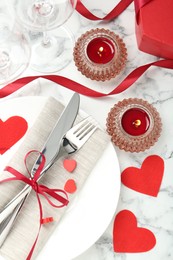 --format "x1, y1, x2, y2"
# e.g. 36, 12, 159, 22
1, 59, 173, 98
75, 0, 153, 22
0, 150, 69, 260
75, 0, 133, 20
